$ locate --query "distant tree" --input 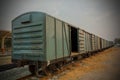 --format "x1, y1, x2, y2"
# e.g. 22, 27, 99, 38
114, 38, 120, 44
